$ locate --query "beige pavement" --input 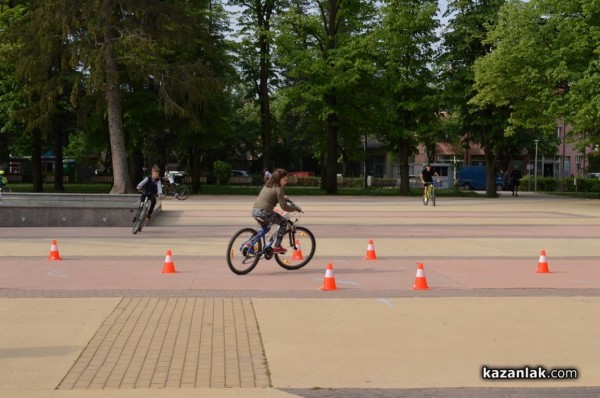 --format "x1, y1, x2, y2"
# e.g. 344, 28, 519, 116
1, 193, 600, 397
256, 297, 600, 389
